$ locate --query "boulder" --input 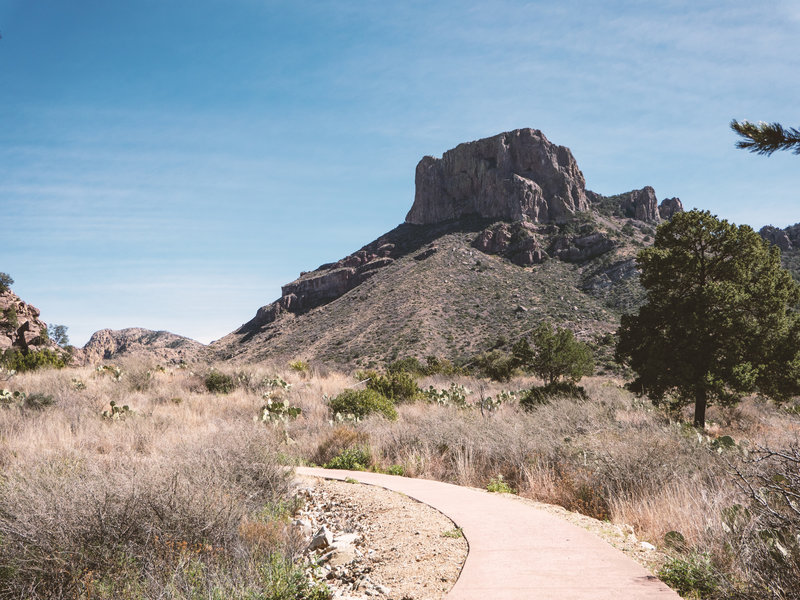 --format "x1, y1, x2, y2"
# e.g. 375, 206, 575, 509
406, 128, 589, 225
